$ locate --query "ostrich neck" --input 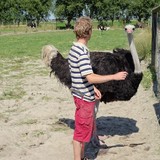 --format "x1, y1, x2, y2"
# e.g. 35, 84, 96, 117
128, 33, 141, 73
